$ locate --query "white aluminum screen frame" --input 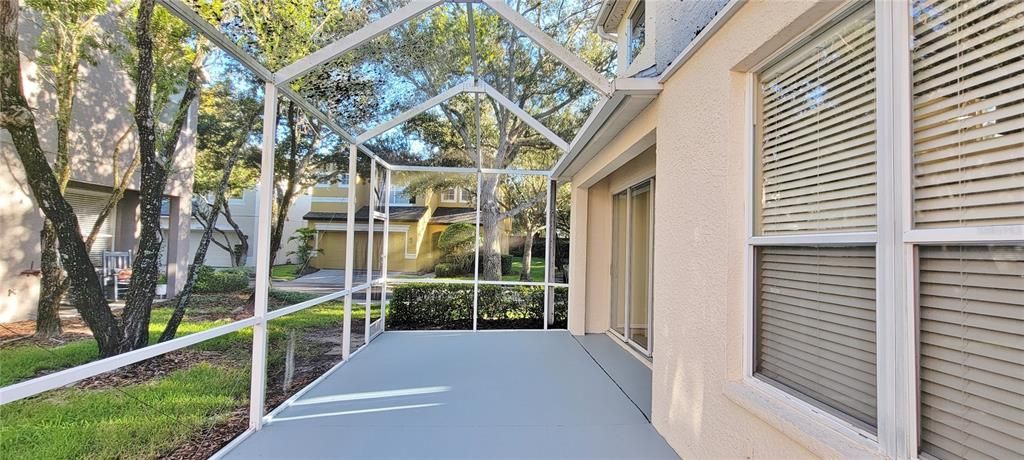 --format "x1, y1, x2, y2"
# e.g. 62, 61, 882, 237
0, 2, 582, 452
